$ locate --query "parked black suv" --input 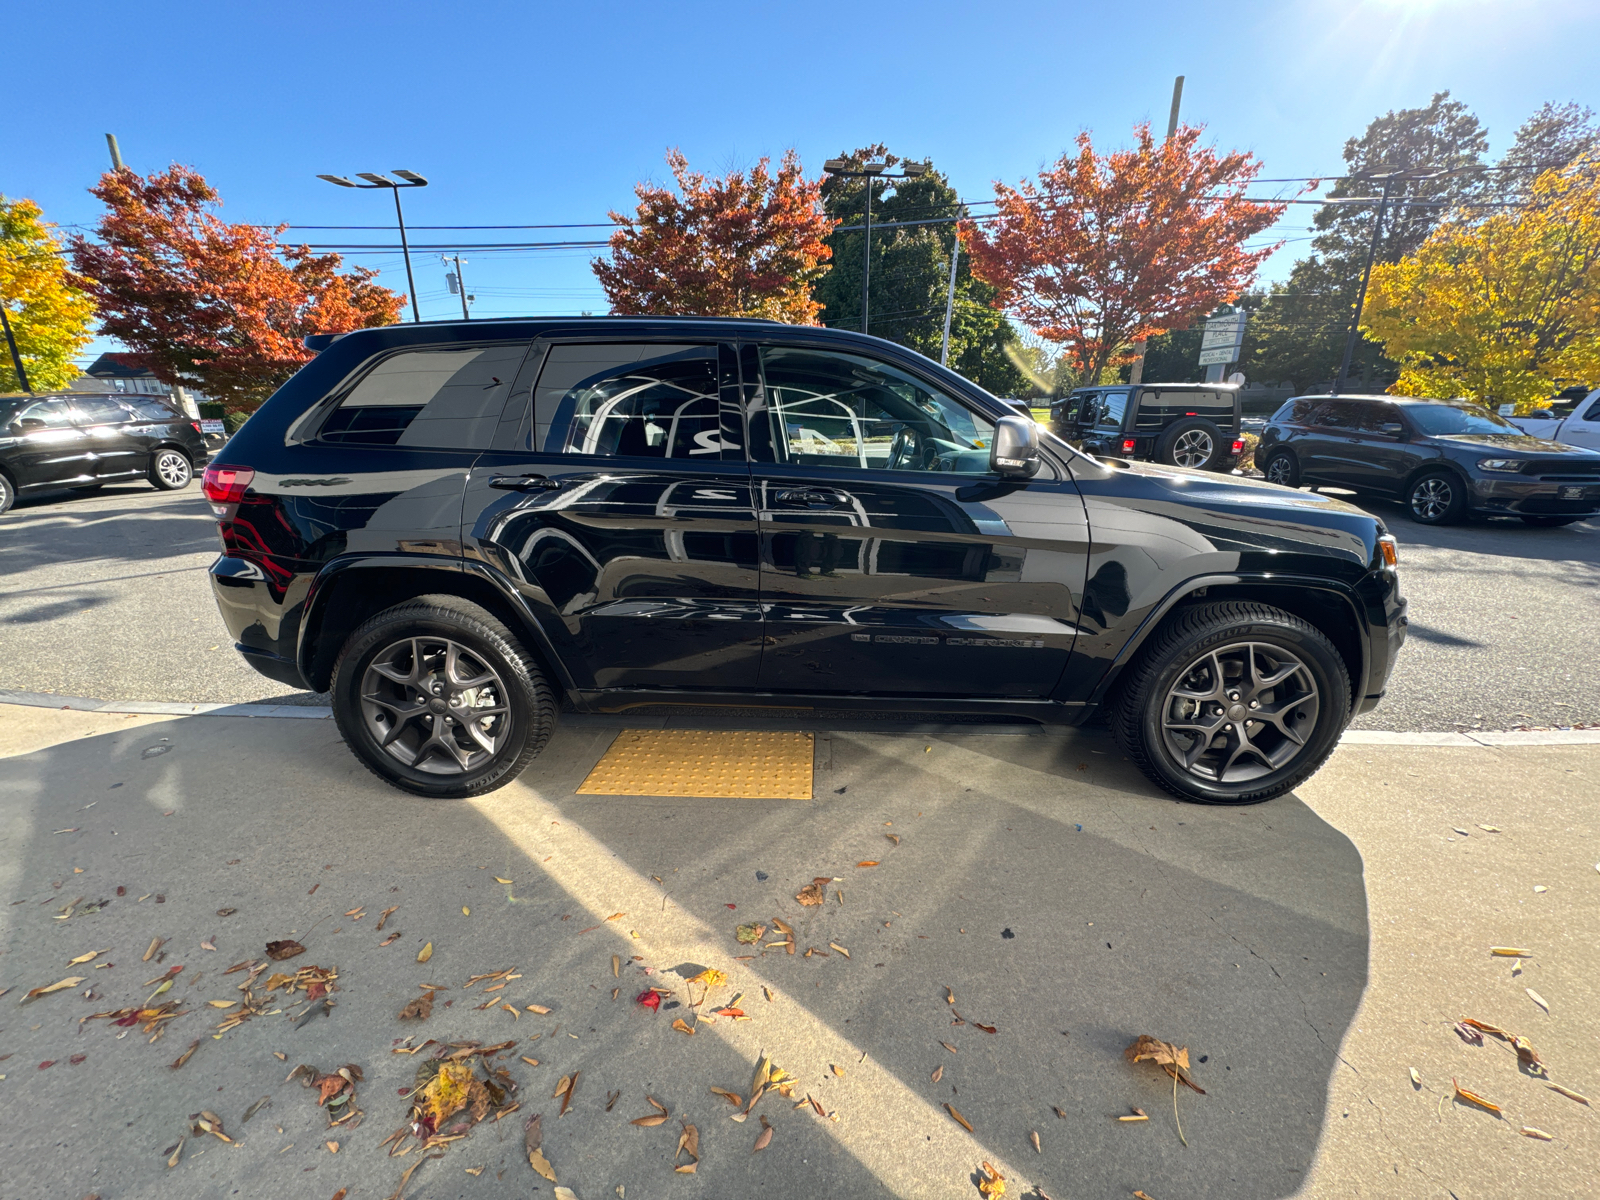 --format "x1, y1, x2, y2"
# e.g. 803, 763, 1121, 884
0, 391, 208, 514
1256, 395, 1600, 526
1049, 383, 1243, 471
204, 319, 1405, 805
